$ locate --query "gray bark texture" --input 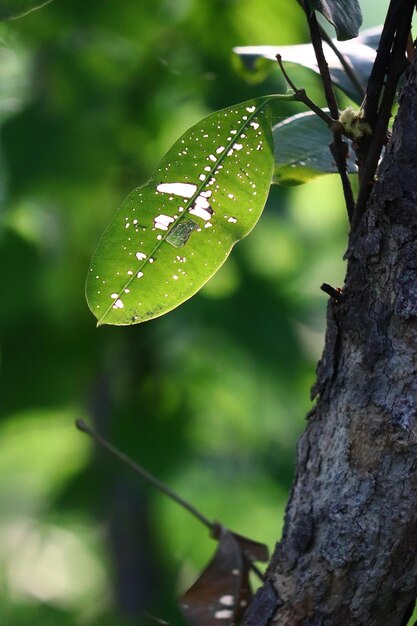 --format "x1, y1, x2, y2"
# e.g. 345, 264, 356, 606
253, 50, 417, 626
